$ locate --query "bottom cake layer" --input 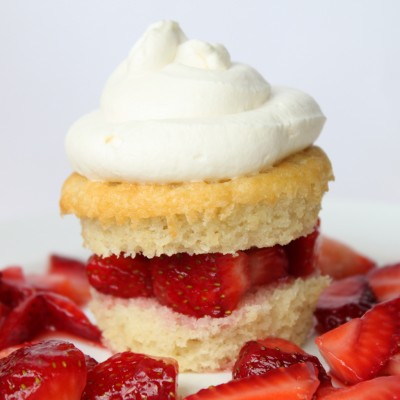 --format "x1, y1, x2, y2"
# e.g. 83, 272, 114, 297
90, 274, 330, 372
